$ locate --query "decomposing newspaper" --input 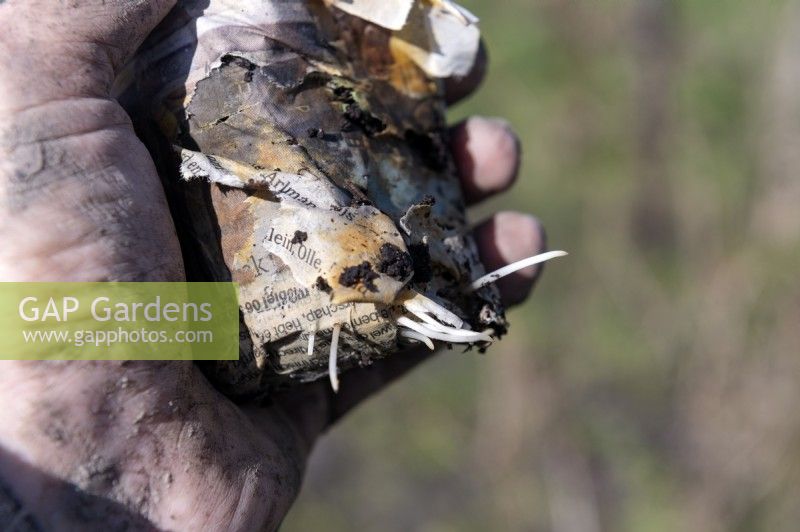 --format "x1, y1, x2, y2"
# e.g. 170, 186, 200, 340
118, 0, 528, 397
